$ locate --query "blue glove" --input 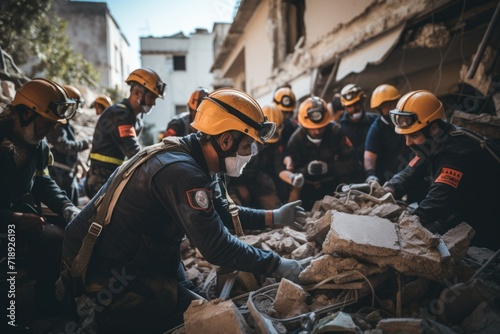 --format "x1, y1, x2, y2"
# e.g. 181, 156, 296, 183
307, 160, 328, 175
62, 204, 80, 224
275, 258, 303, 283
273, 200, 307, 230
